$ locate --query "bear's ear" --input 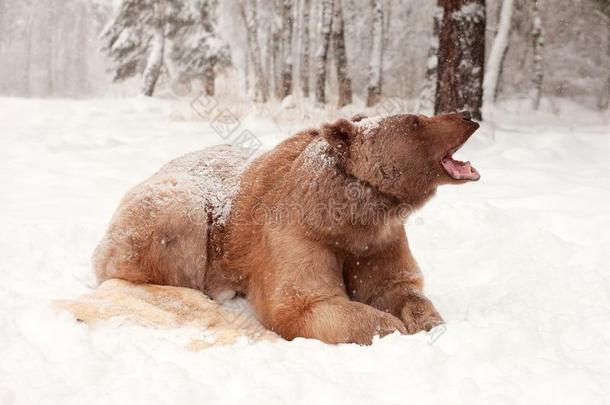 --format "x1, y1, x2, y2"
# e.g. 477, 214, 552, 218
409, 115, 421, 130
320, 118, 357, 154
350, 113, 368, 123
